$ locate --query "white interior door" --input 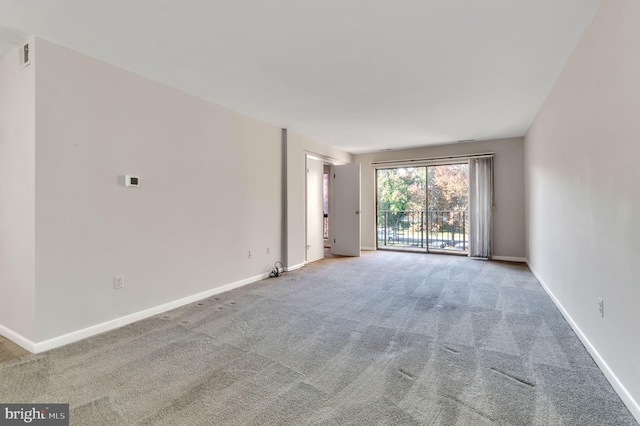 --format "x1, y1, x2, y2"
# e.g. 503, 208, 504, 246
306, 157, 325, 263
330, 164, 361, 256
